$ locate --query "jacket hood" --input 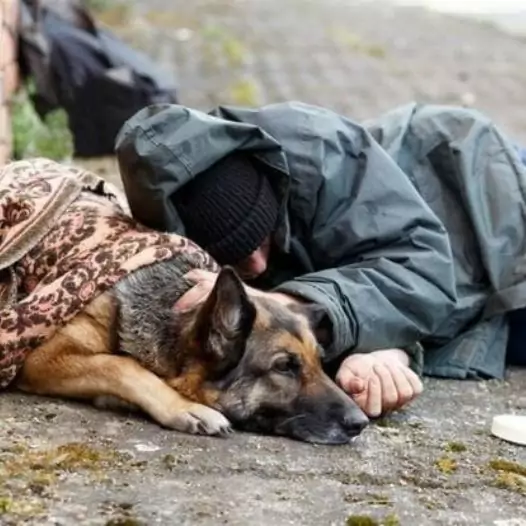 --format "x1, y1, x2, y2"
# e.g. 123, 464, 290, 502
115, 103, 291, 249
